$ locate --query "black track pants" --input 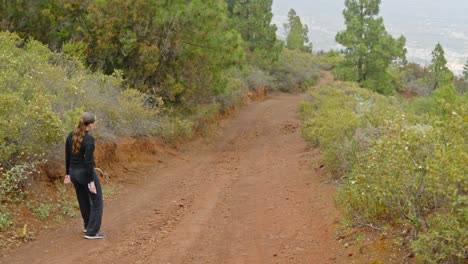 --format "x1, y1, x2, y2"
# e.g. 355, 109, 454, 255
70, 167, 103, 236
